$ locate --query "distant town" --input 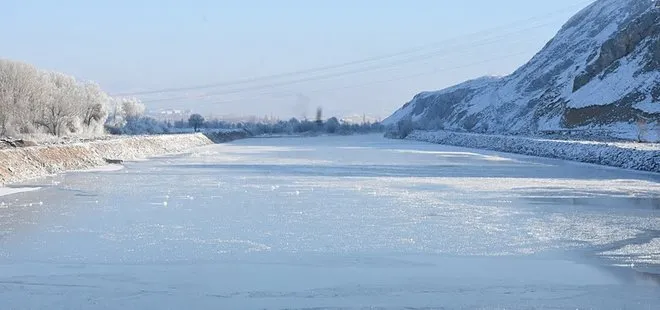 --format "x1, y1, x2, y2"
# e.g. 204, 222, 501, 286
147, 108, 382, 125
